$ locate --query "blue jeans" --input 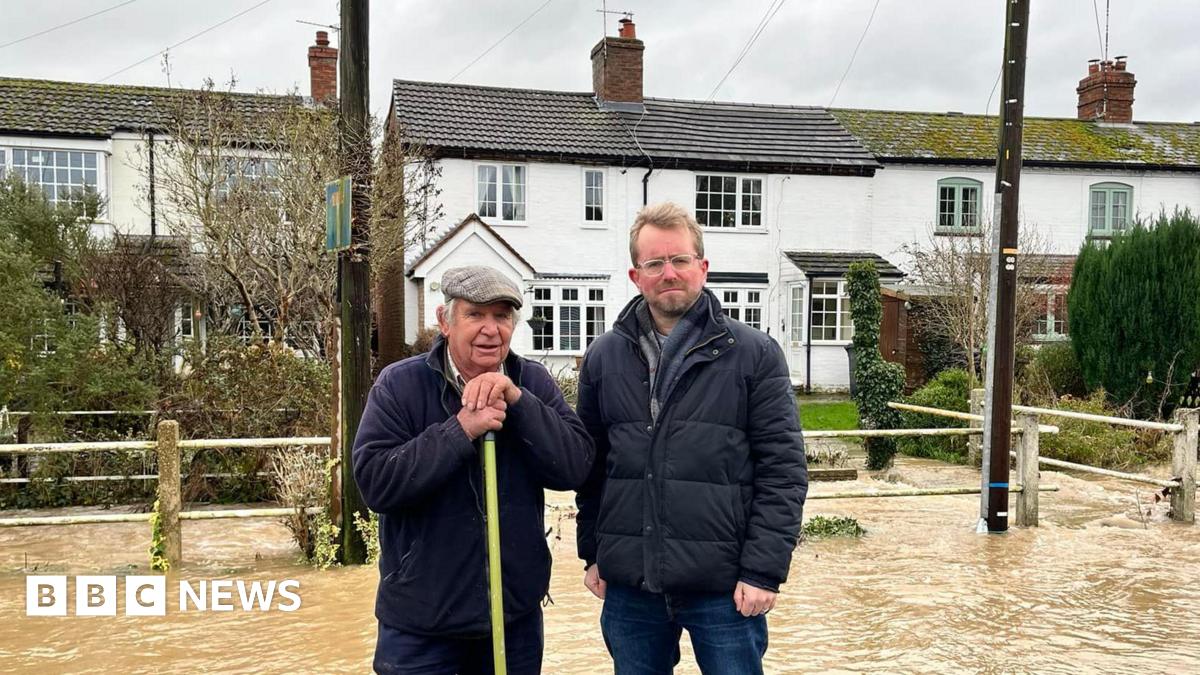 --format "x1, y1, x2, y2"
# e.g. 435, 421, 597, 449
373, 608, 543, 674
600, 583, 768, 674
